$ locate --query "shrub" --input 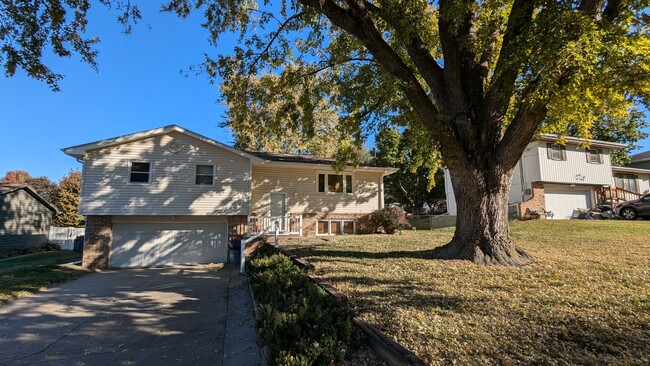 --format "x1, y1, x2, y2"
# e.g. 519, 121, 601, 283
41, 242, 61, 252
247, 246, 359, 365
368, 206, 411, 234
